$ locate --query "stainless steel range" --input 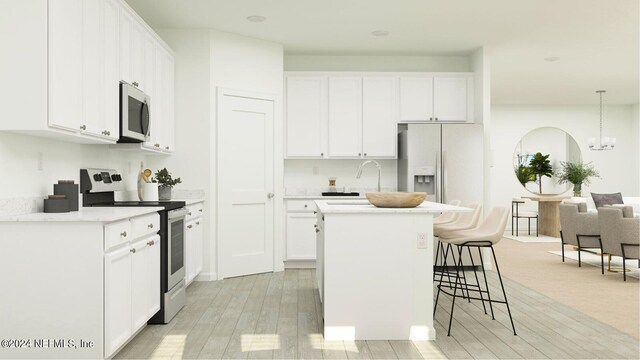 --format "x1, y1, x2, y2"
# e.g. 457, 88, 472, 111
80, 168, 187, 324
